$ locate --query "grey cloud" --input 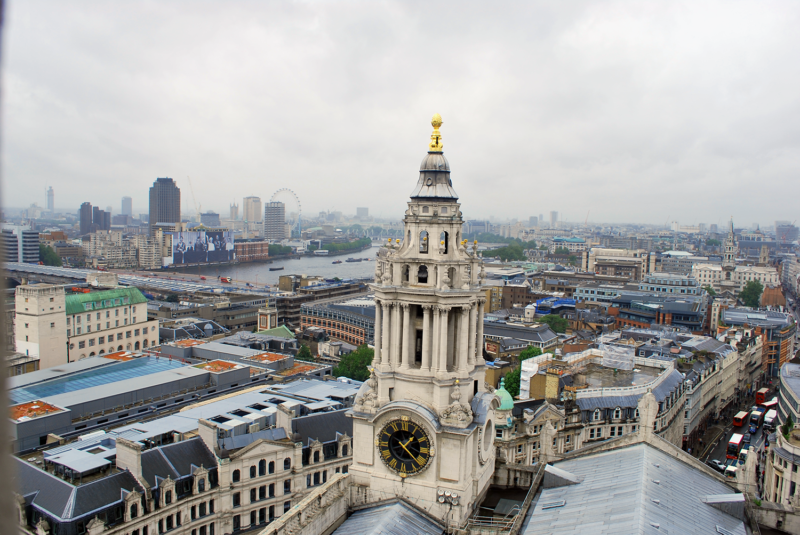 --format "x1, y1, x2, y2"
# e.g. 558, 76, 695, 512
3, 0, 799, 225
